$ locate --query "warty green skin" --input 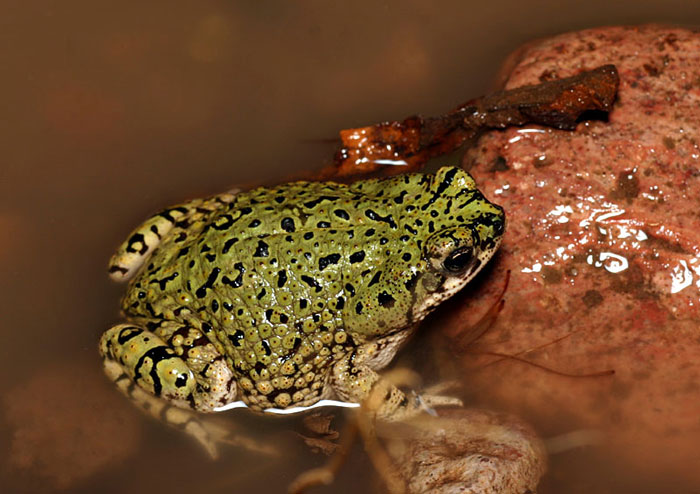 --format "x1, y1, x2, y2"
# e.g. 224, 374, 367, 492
101, 166, 505, 418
